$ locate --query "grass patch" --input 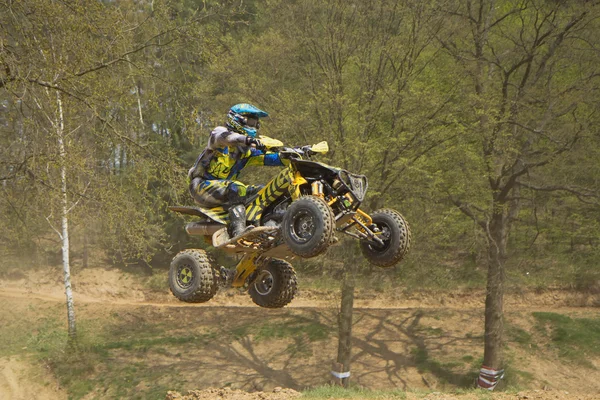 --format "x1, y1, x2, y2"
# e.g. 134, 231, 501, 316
230, 317, 331, 357
144, 271, 168, 292
499, 357, 535, 391
47, 346, 179, 400
36, 322, 212, 399
3, 301, 333, 399
505, 324, 535, 348
0, 302, 65, 357
410, 347, 478, 387
230, 317, 331, 343
302, 385, 406, 399
533, 311, 600, 366
9, 307, 215, 400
